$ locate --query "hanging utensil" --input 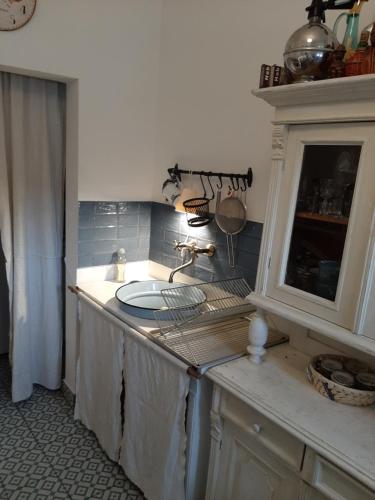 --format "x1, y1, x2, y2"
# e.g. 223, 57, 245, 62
215, 184, 247, 268
183, 174, 212, 227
